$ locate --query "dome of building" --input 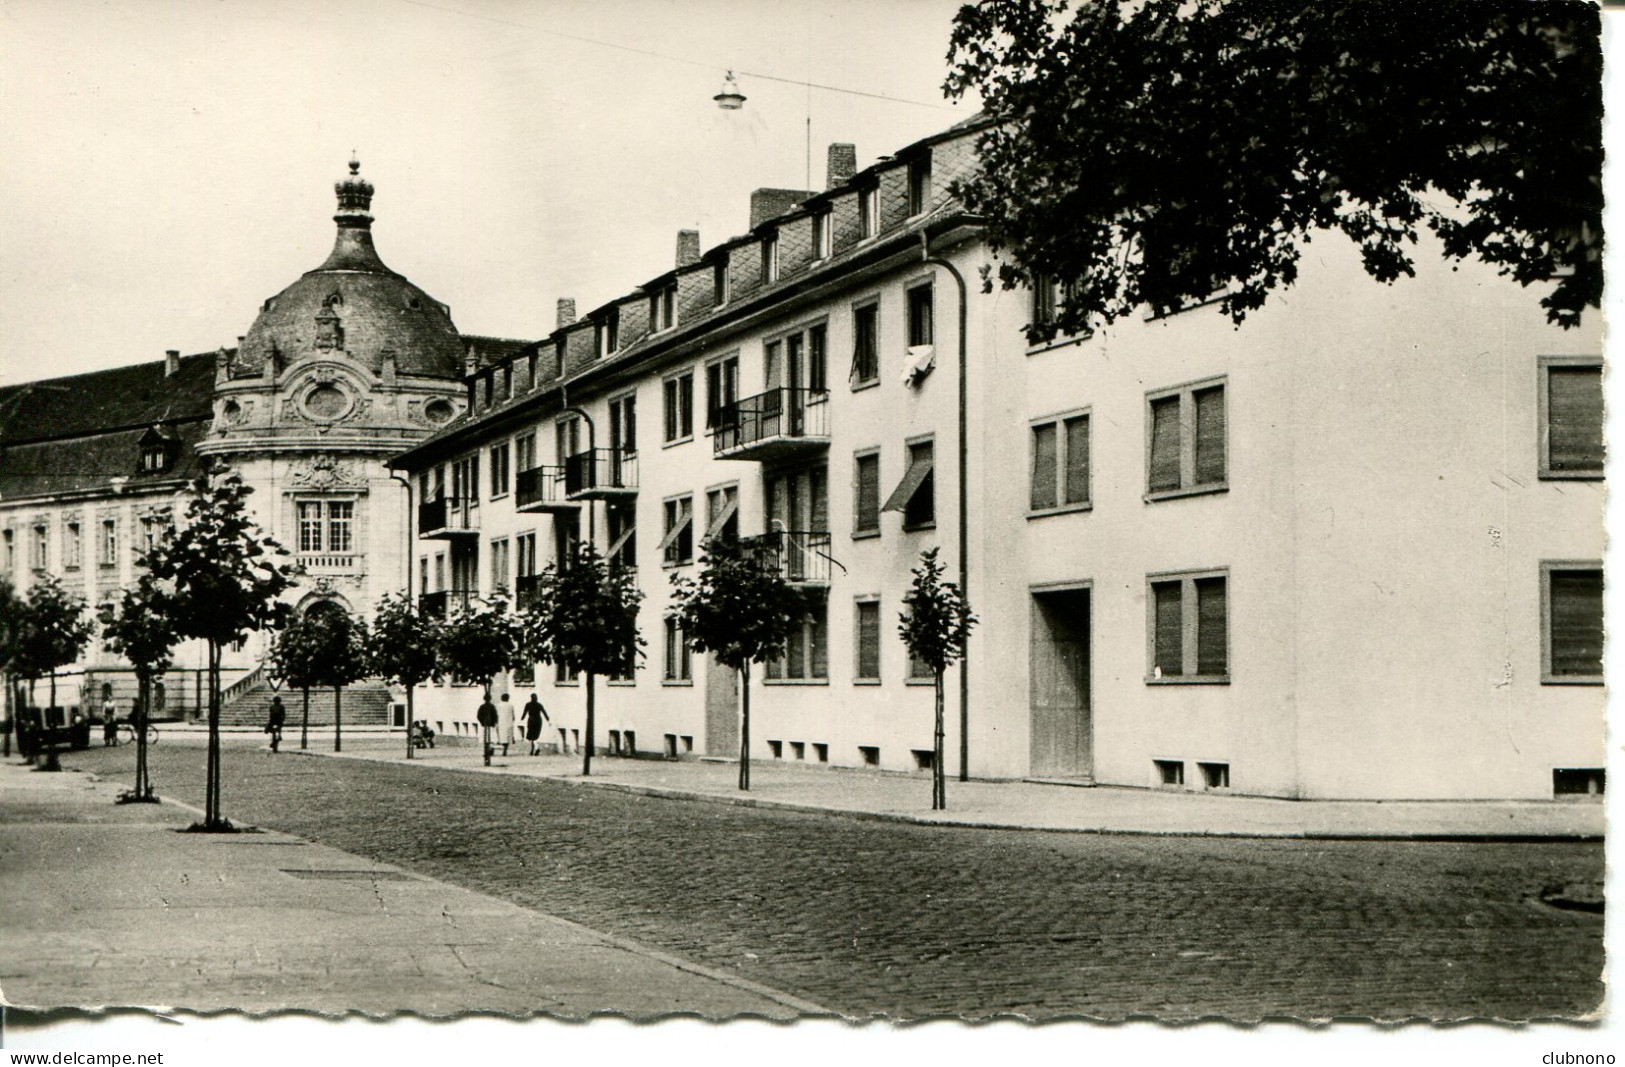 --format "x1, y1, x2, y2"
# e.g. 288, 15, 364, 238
232, 160, 465, 380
